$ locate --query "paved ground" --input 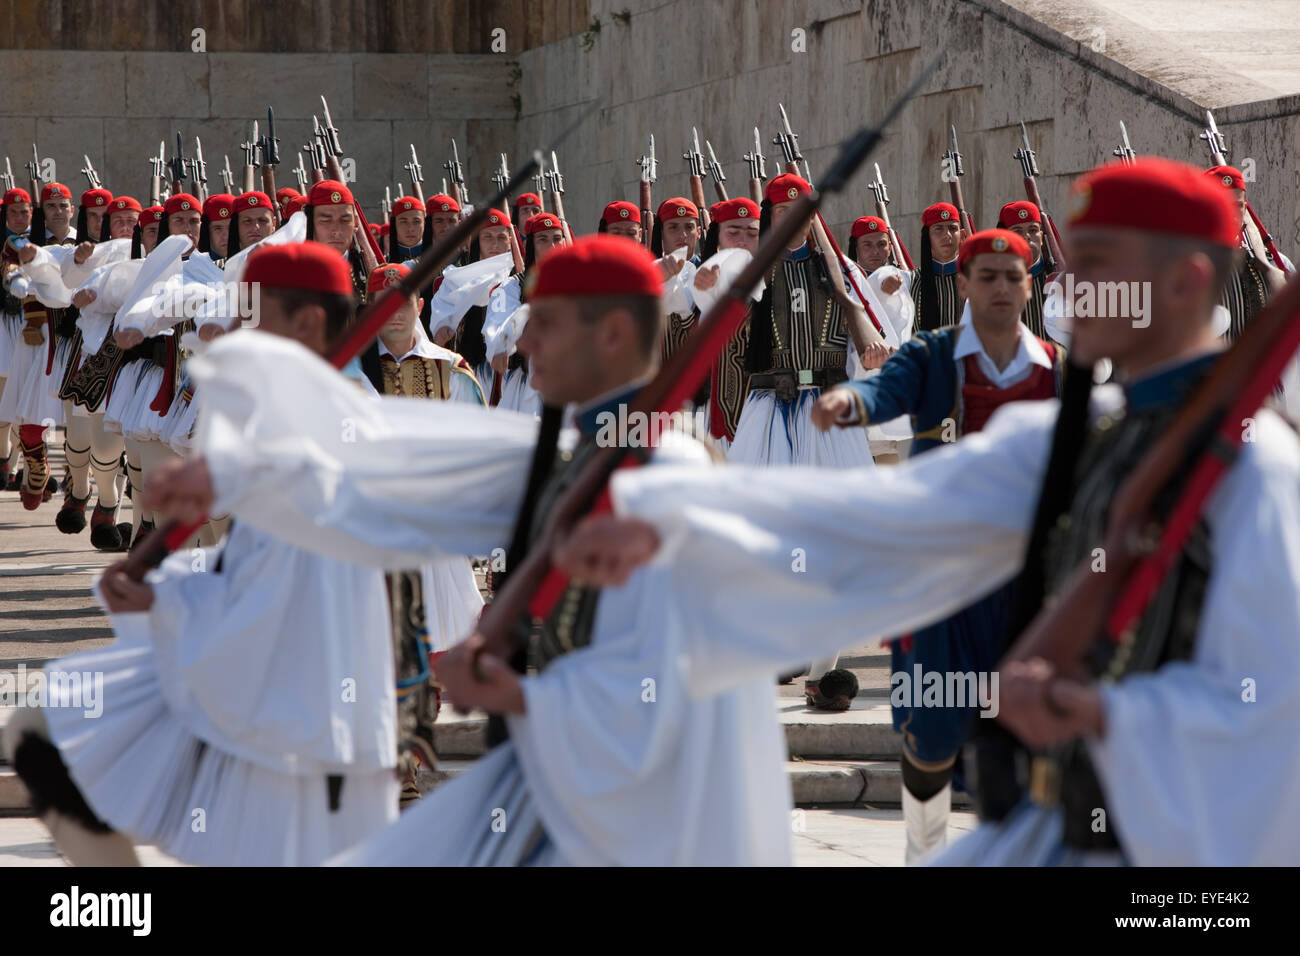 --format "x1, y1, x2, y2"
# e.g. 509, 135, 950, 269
0, 440, 978, 866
